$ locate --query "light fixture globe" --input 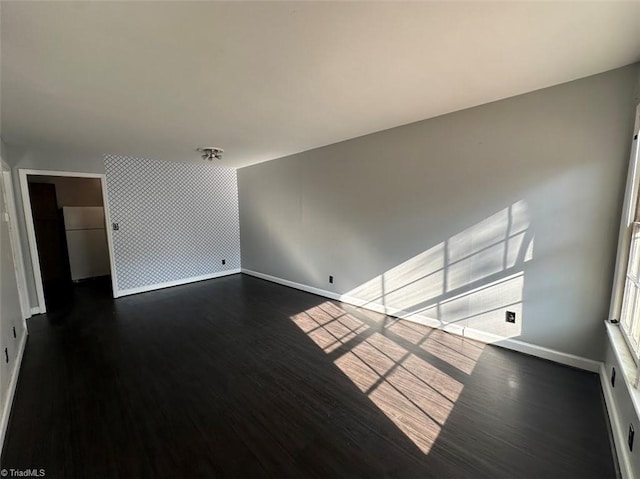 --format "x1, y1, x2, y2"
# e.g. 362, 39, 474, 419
196, 147, 224, 161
